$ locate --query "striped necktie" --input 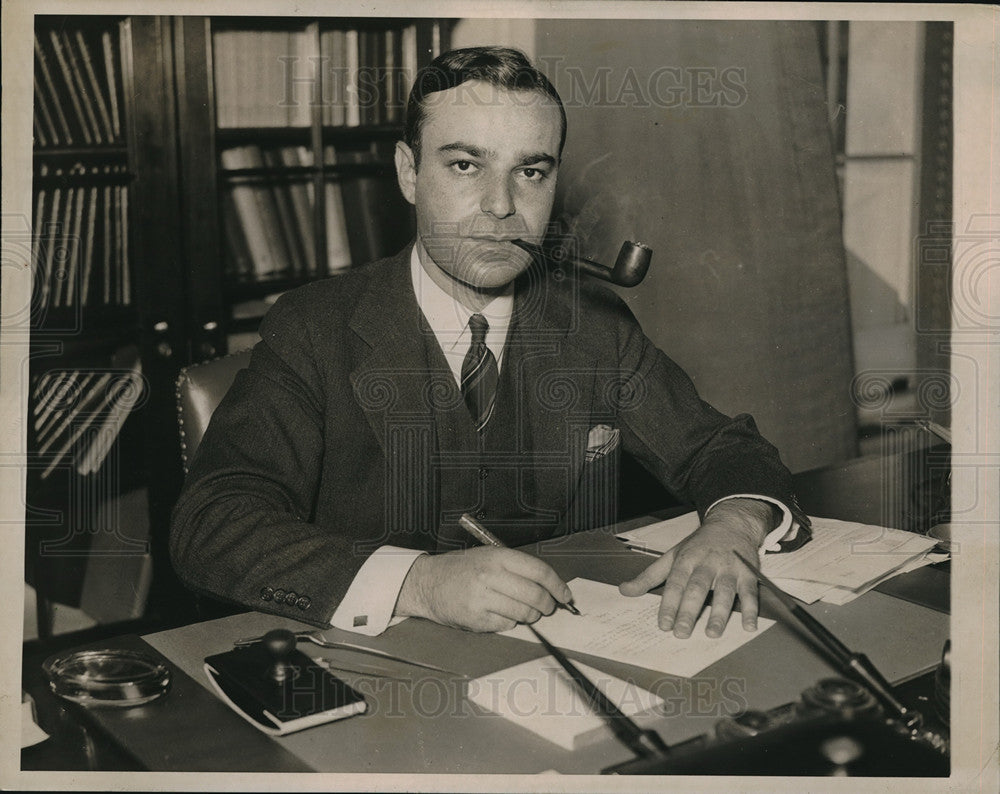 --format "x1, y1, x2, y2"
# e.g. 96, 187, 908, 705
461, 313, 498, 432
